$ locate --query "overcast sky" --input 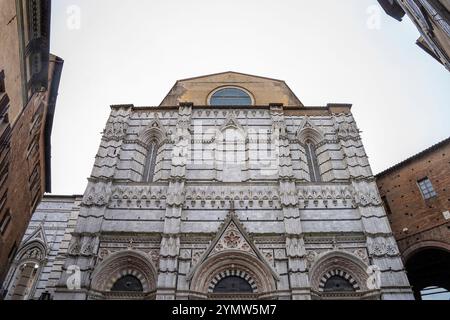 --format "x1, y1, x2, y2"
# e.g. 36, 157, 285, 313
49, 0, 450, 195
